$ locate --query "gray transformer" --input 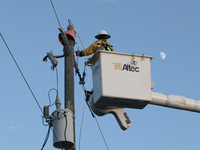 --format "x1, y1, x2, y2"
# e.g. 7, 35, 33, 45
52, 109, 74, 149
